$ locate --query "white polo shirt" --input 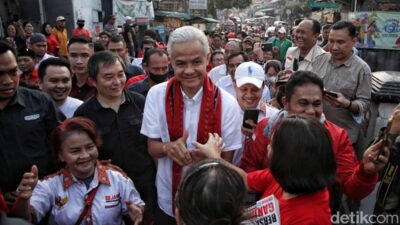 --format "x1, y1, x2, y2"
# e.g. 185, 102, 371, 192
30, 164, 144, 225
59, 96, 83, 118
35, 53, 55, 69
208, 64, 227, 84
141, 81, 242, 217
